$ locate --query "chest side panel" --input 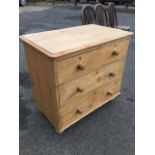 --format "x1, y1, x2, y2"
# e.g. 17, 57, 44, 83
23, 43, 60, 129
